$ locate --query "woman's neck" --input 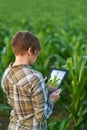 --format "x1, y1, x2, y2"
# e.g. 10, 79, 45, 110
13, 55, 29, 66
